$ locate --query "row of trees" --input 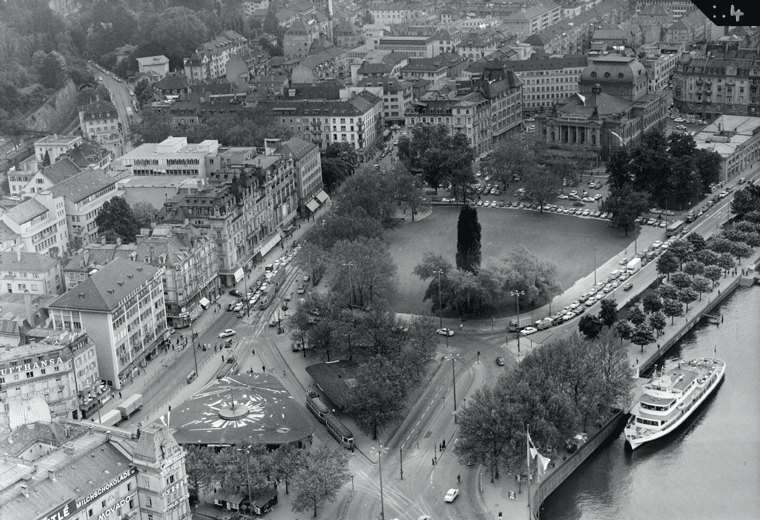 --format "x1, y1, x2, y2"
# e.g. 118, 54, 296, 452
454, 331, 633, 481
185, 443, 350, 518
294, 167, 437, 439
